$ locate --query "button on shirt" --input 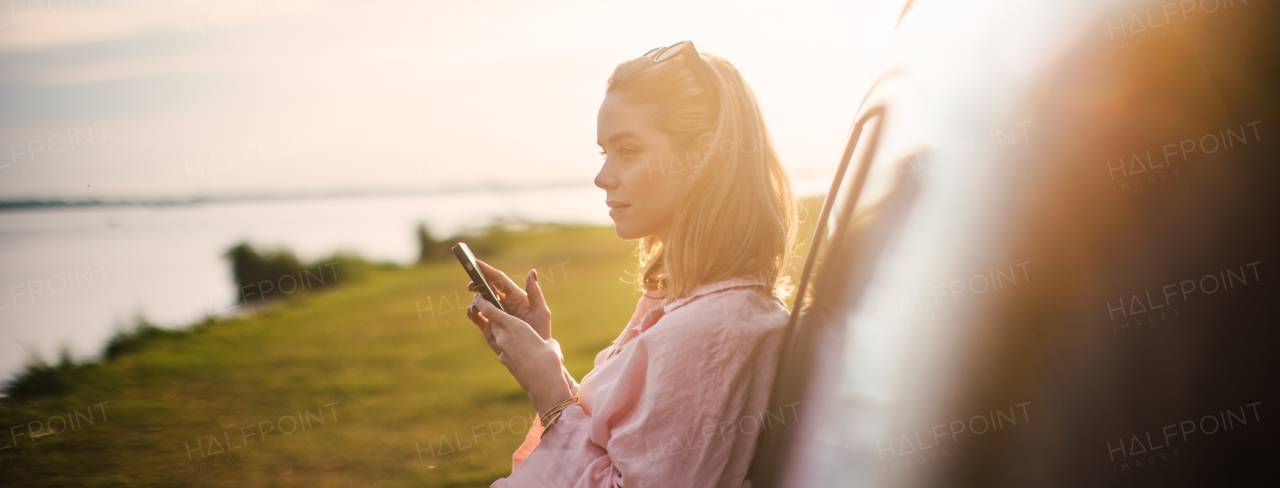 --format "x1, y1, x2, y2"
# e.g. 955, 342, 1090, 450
492, 275, 790, 488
